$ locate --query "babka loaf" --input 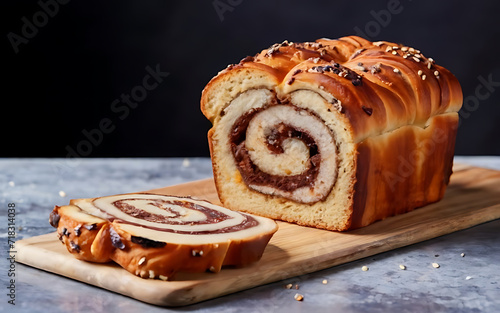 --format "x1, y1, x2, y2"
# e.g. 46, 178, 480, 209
201, 35, 463, 231
49, 193, 278, 279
